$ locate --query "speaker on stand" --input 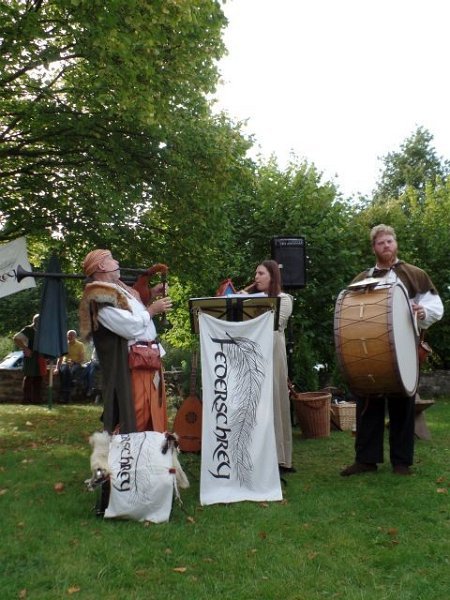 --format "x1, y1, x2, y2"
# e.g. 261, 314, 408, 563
271, 236, 307, 382
270, 236, 306, 289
